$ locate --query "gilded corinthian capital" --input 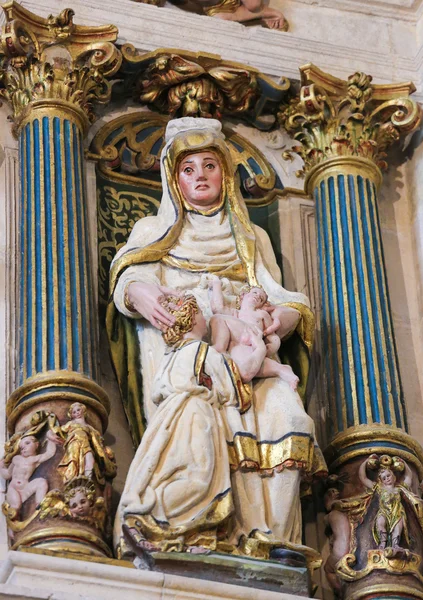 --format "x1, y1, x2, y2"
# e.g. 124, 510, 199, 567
0, 1, 121, 133
278, 64, 422, 187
